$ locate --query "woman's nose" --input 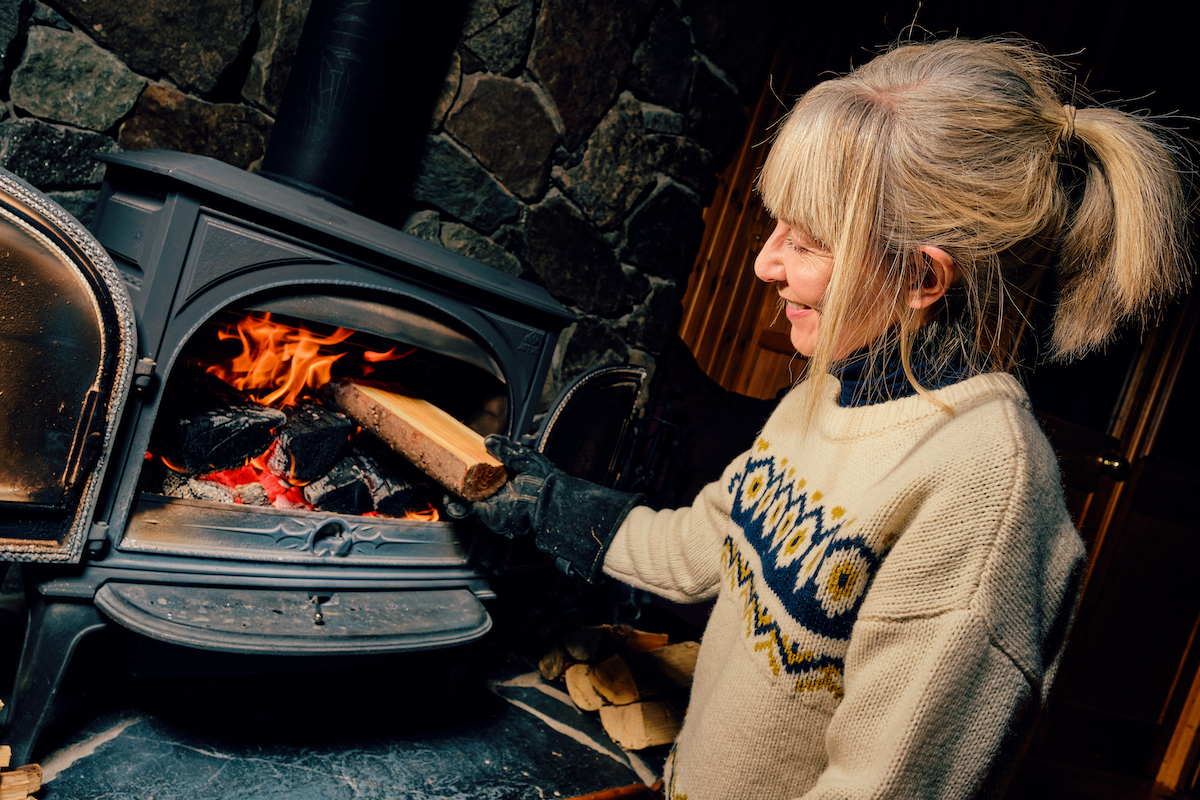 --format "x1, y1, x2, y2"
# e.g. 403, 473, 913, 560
753, 220, 787, 283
